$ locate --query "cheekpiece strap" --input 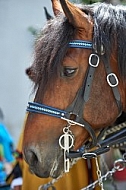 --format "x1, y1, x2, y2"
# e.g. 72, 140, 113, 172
69, 40, 92, 49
